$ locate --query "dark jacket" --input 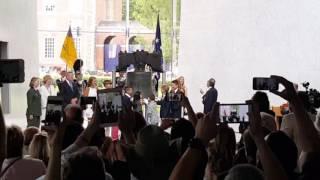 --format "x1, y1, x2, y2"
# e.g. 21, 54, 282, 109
202, 87, 218, 114
26, 88, 42, 116
170, 90, 182, 119
122, 95, 133, 111
61, 80, 80, 105
74, 79, 87, 95
158, 93, 171, 118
